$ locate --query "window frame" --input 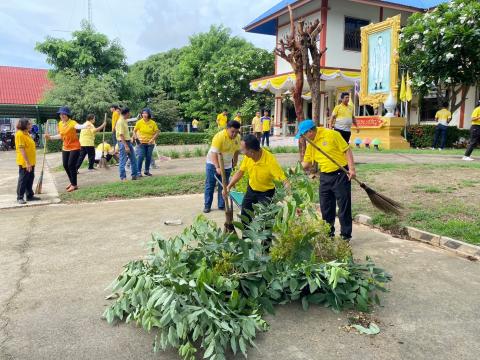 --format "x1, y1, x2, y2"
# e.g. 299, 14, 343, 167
343, 16, 370, 52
